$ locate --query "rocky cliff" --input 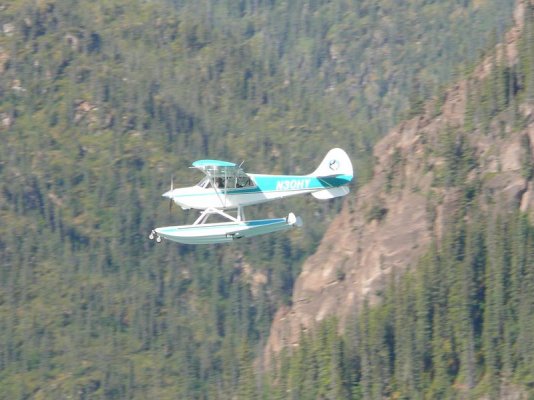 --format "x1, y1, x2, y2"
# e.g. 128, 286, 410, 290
265, 0, 534, 358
